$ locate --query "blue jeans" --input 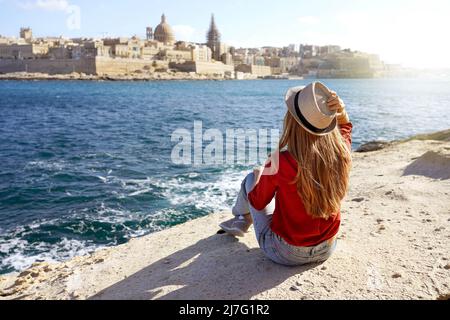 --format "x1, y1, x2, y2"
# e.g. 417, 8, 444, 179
232, 173, 338, 266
